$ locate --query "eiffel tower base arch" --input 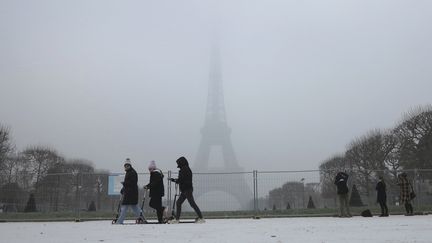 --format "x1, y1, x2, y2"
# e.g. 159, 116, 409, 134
192, 171, 253, 211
